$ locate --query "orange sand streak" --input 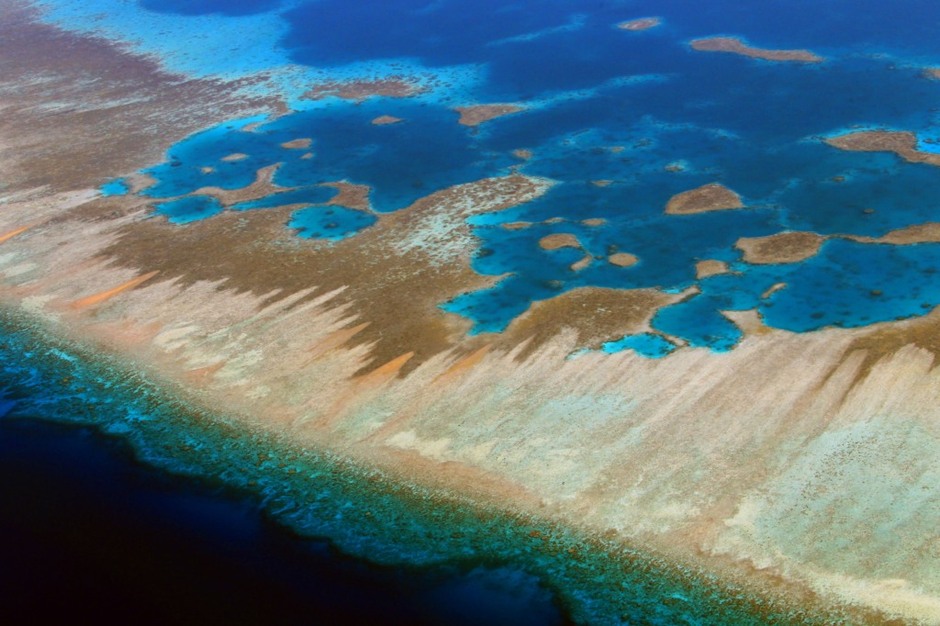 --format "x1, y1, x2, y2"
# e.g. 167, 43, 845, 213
70, 271, 159, 309
356, 351, 415, 384
435, 345, 491, 383
0, 225, 32, 244
184, 360, 227, 383
307, 322, 371, 360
